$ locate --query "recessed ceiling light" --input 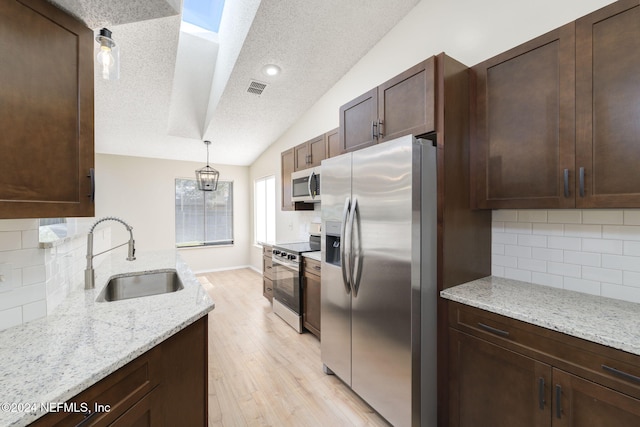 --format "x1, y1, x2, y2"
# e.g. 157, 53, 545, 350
262, 64, 281, 76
